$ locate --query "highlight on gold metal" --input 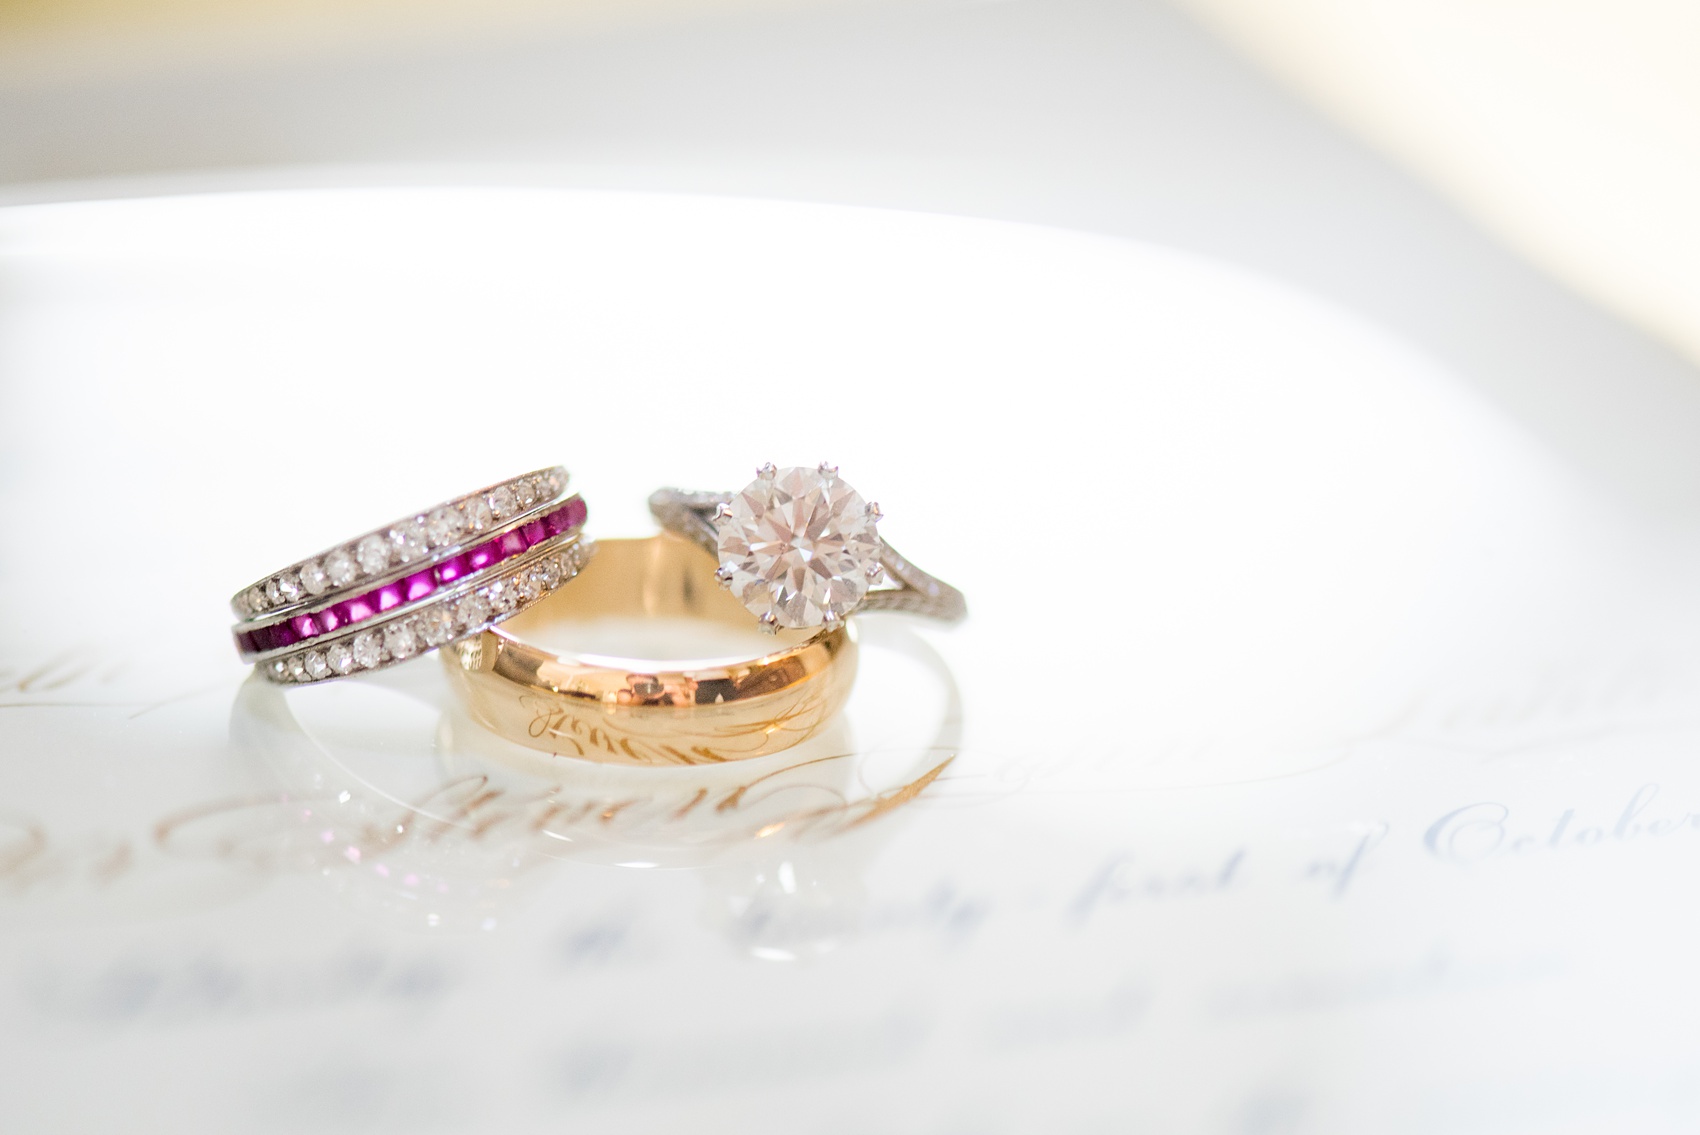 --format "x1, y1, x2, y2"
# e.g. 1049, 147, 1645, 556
442, 533, 858, 766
